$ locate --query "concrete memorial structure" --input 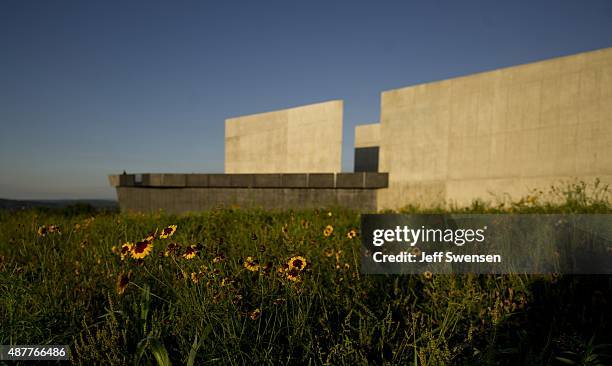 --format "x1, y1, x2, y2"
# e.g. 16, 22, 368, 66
225, 100, 343, 173
373, 46, 612, 209
110, 47, 612, 213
